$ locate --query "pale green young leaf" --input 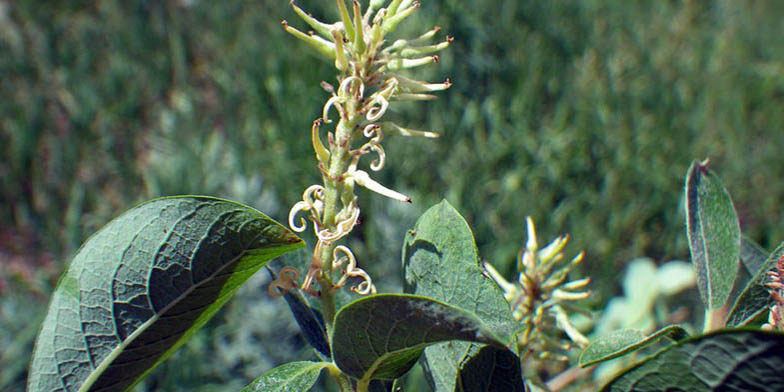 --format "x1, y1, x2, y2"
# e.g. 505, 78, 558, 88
28, 196, 304, 392
331, 294, 508, 382
579, 325, 688, 368
603, 330, 784, 391
402, 200, 519, 391
684, 160, 741, 310
240, 361, 329, 392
